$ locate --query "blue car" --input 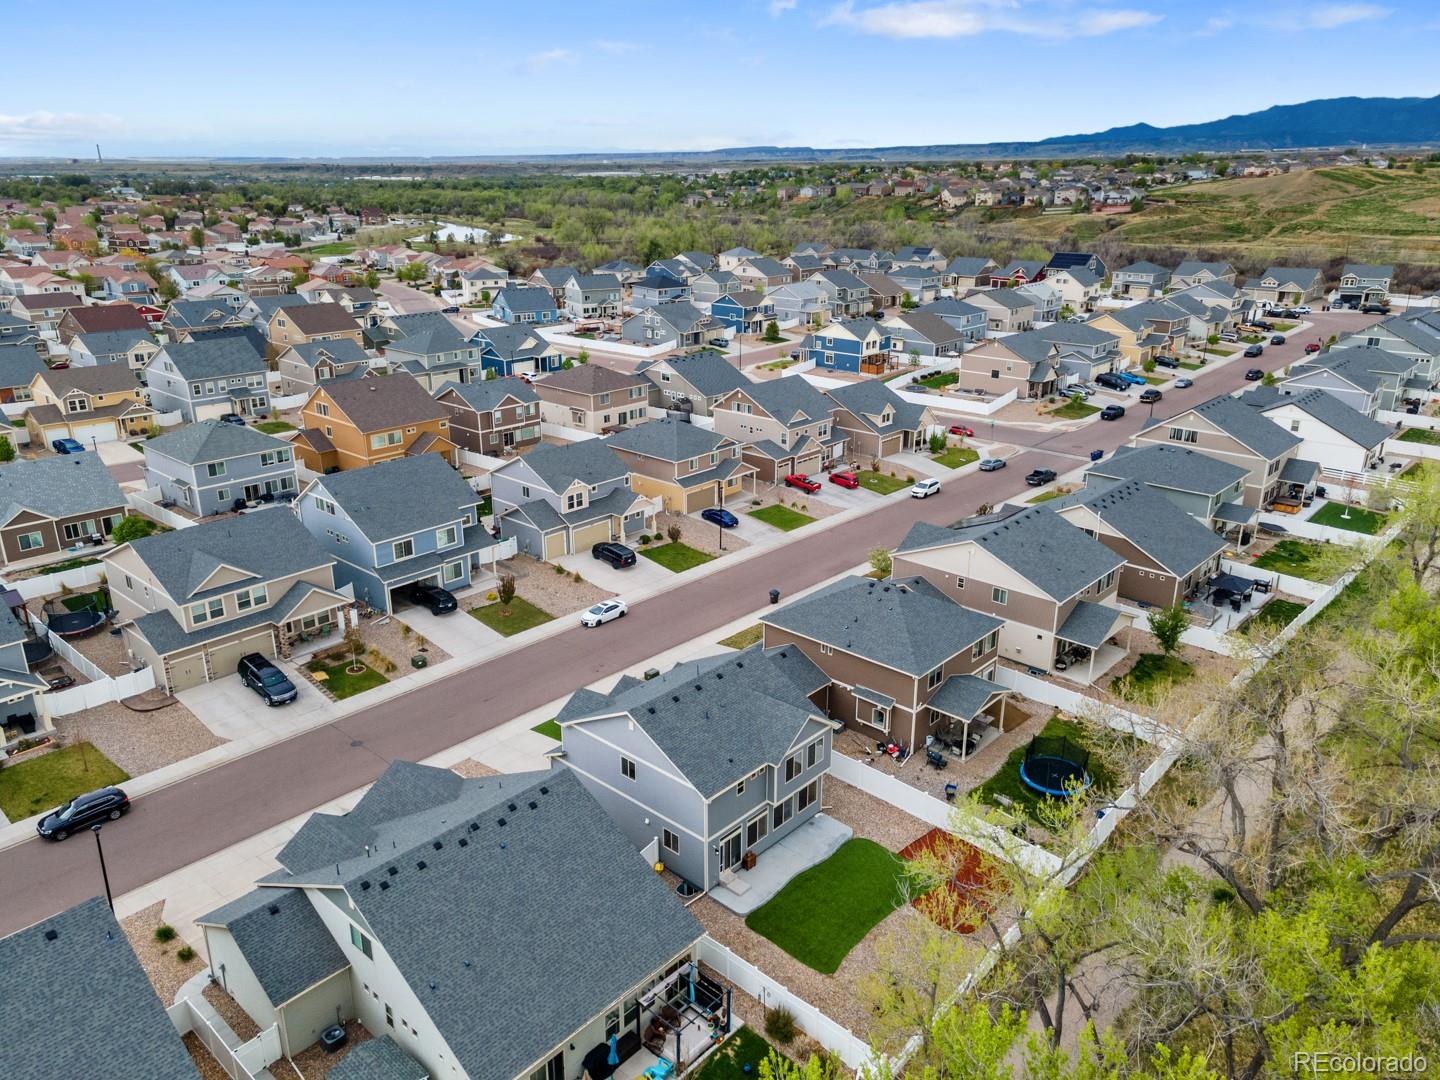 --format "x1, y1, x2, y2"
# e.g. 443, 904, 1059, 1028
1116, 372, 1148, 386
50, 438, 85, 455
701, 507, 739, 528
